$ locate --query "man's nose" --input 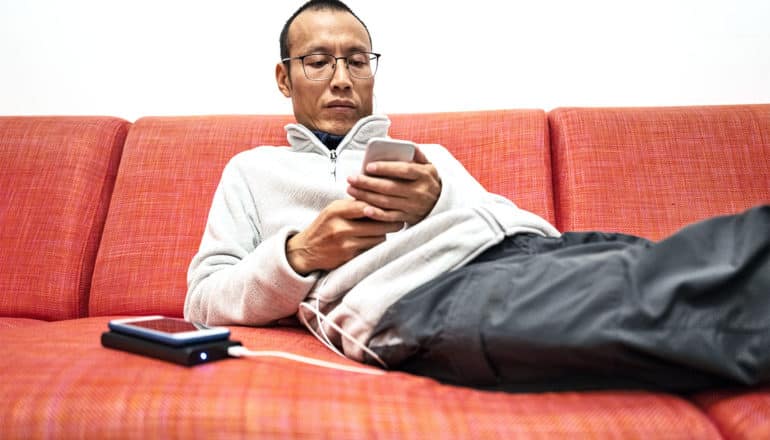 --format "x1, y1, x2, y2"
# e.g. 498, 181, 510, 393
330, 59, 353, 89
